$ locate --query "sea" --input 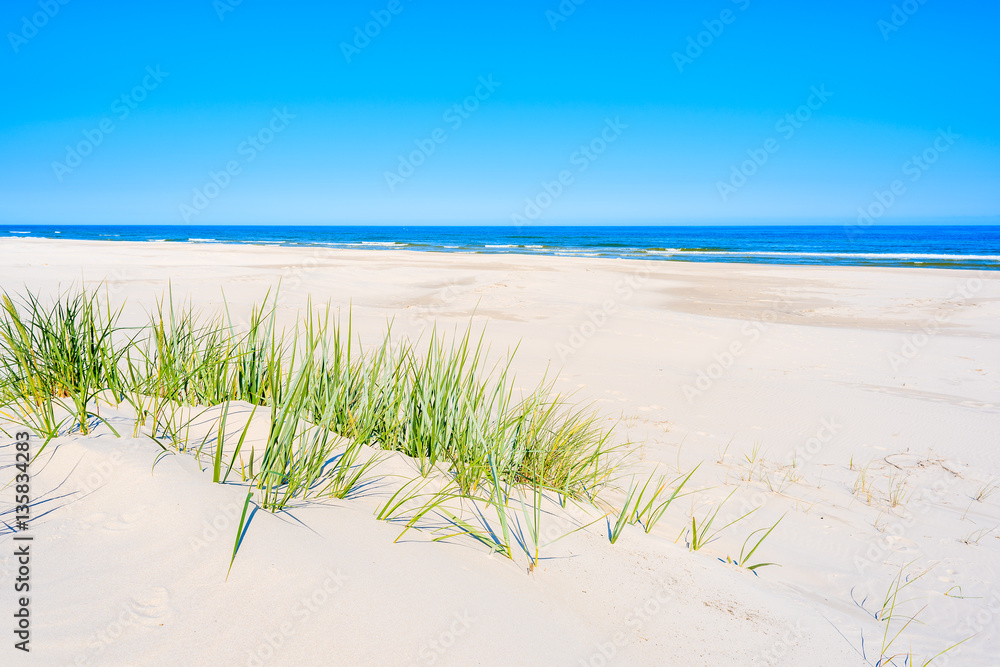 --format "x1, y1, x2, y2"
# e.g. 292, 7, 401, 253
3, 225, 999, 271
